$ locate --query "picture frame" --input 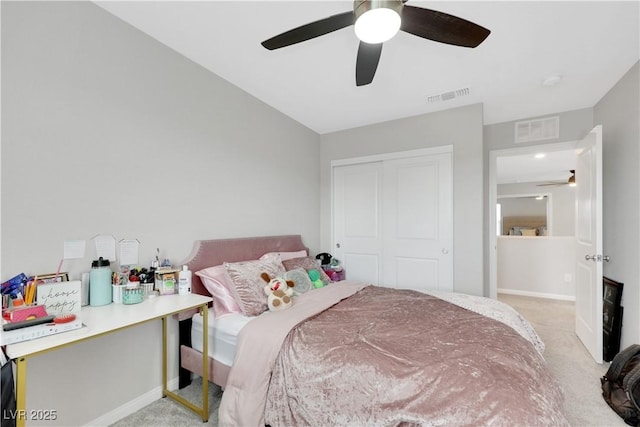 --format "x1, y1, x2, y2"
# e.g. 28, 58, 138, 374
603, 303, 616, 330
603, 276, 623, 306
603, 276, 624, 362
36, 272, 69, 284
